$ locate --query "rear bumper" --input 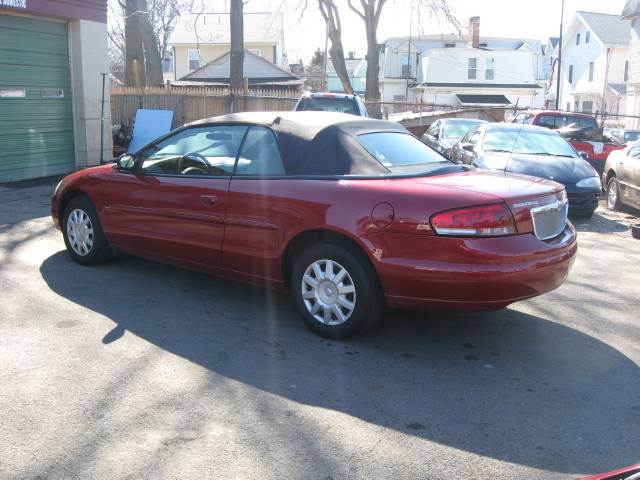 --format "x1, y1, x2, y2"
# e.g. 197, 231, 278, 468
360, 223, 577, 311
